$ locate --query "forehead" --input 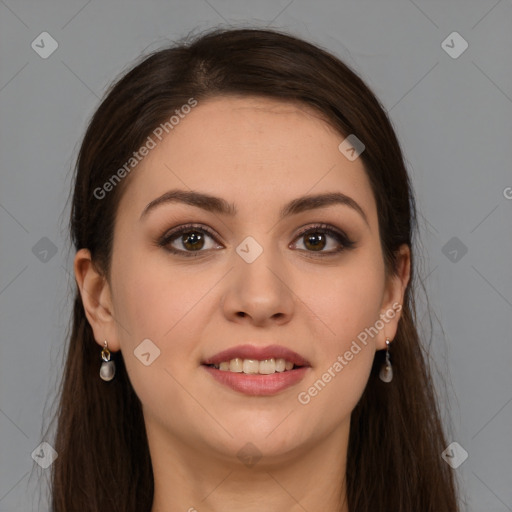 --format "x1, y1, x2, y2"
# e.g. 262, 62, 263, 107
117, 95, 377, 225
